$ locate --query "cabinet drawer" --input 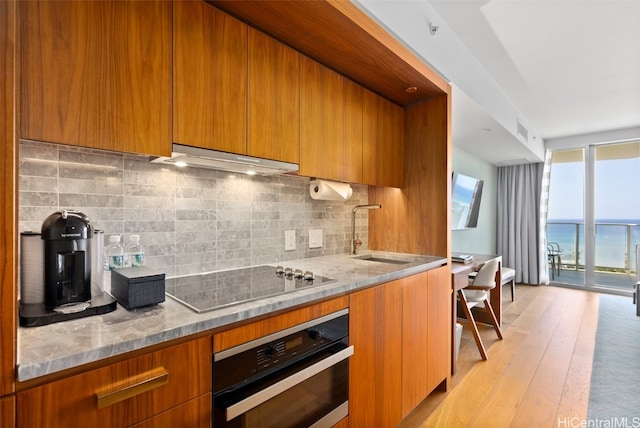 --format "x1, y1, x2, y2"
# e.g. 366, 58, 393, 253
17, 337, 212, 428
130, 394, 211, 428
